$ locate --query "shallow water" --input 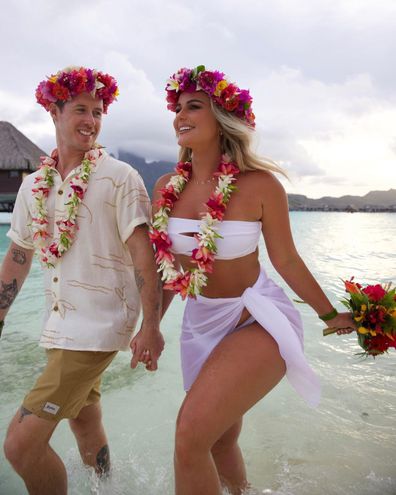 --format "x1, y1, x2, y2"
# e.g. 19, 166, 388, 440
1, 212, 396, 495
